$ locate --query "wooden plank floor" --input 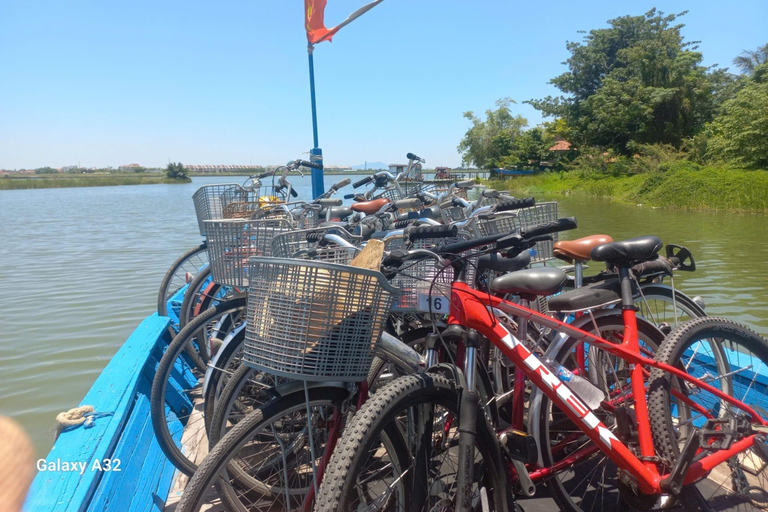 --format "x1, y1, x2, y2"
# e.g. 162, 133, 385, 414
164, 398, 225, 512
161, 398, 756, 512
